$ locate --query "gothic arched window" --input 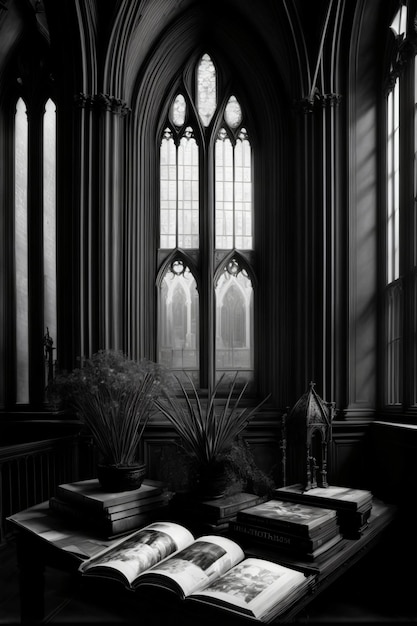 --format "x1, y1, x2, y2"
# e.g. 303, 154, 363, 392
158, 53, 256, 391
